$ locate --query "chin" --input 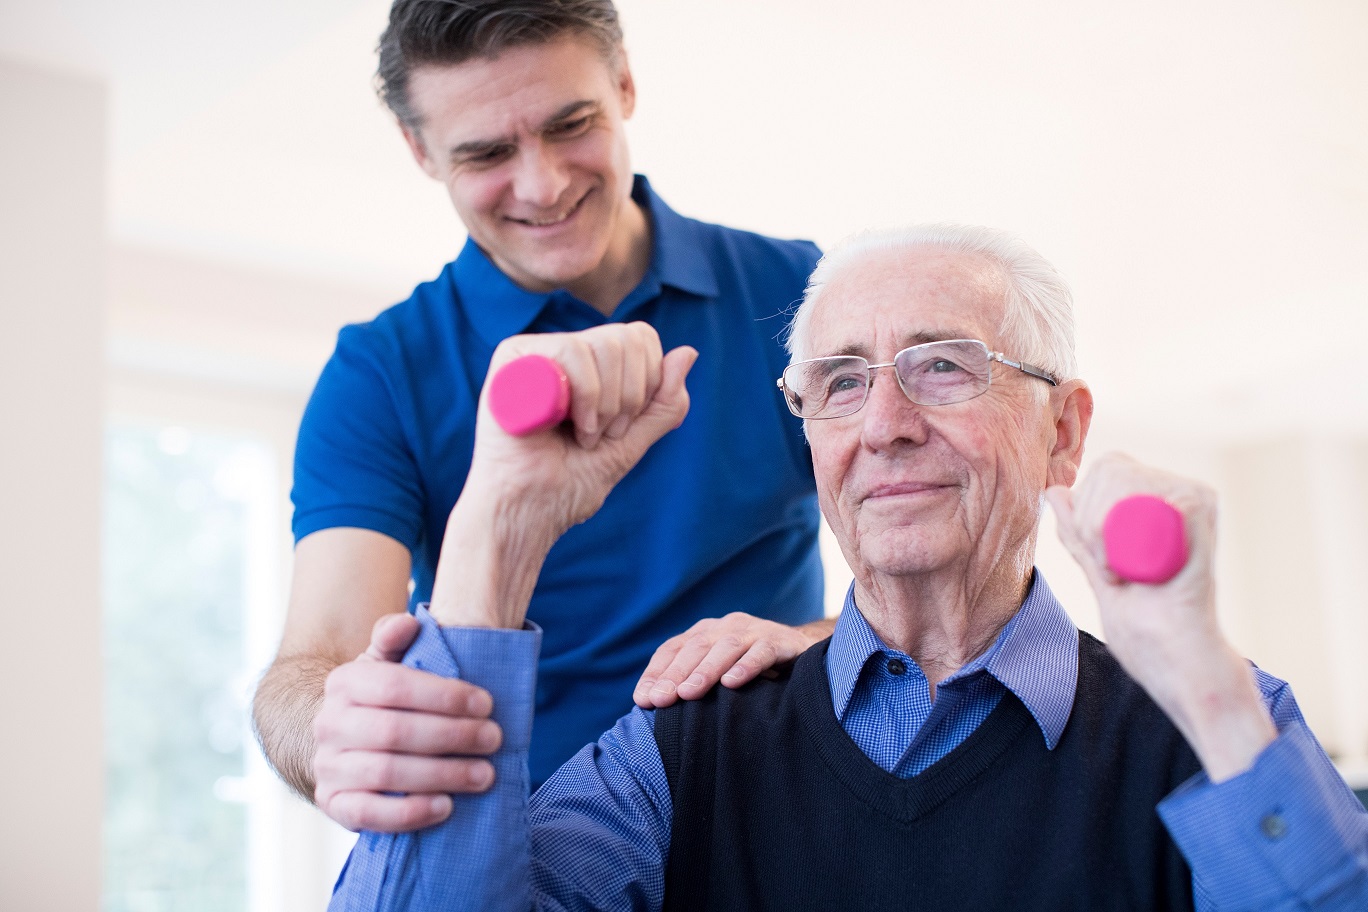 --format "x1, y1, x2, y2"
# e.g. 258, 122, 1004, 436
858, 527, 958, 578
